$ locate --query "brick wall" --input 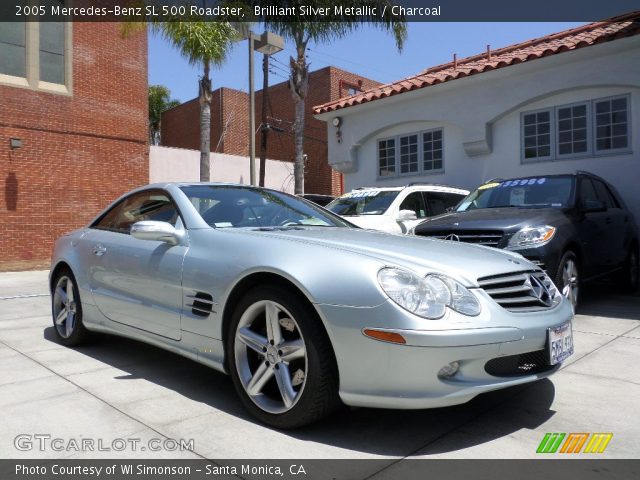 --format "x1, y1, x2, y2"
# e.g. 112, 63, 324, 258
0, 22, 148, 269
161, 66, 380, 196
